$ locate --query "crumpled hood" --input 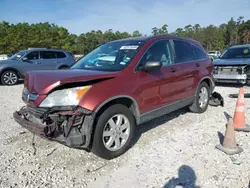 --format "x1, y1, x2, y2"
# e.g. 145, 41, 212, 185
213, 58, 250, 66
25, 69, 117, 94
